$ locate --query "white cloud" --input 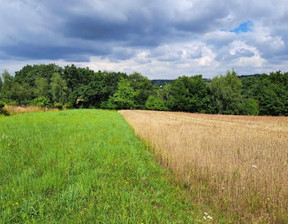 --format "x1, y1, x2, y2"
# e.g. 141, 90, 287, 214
0, 0, 288, 78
